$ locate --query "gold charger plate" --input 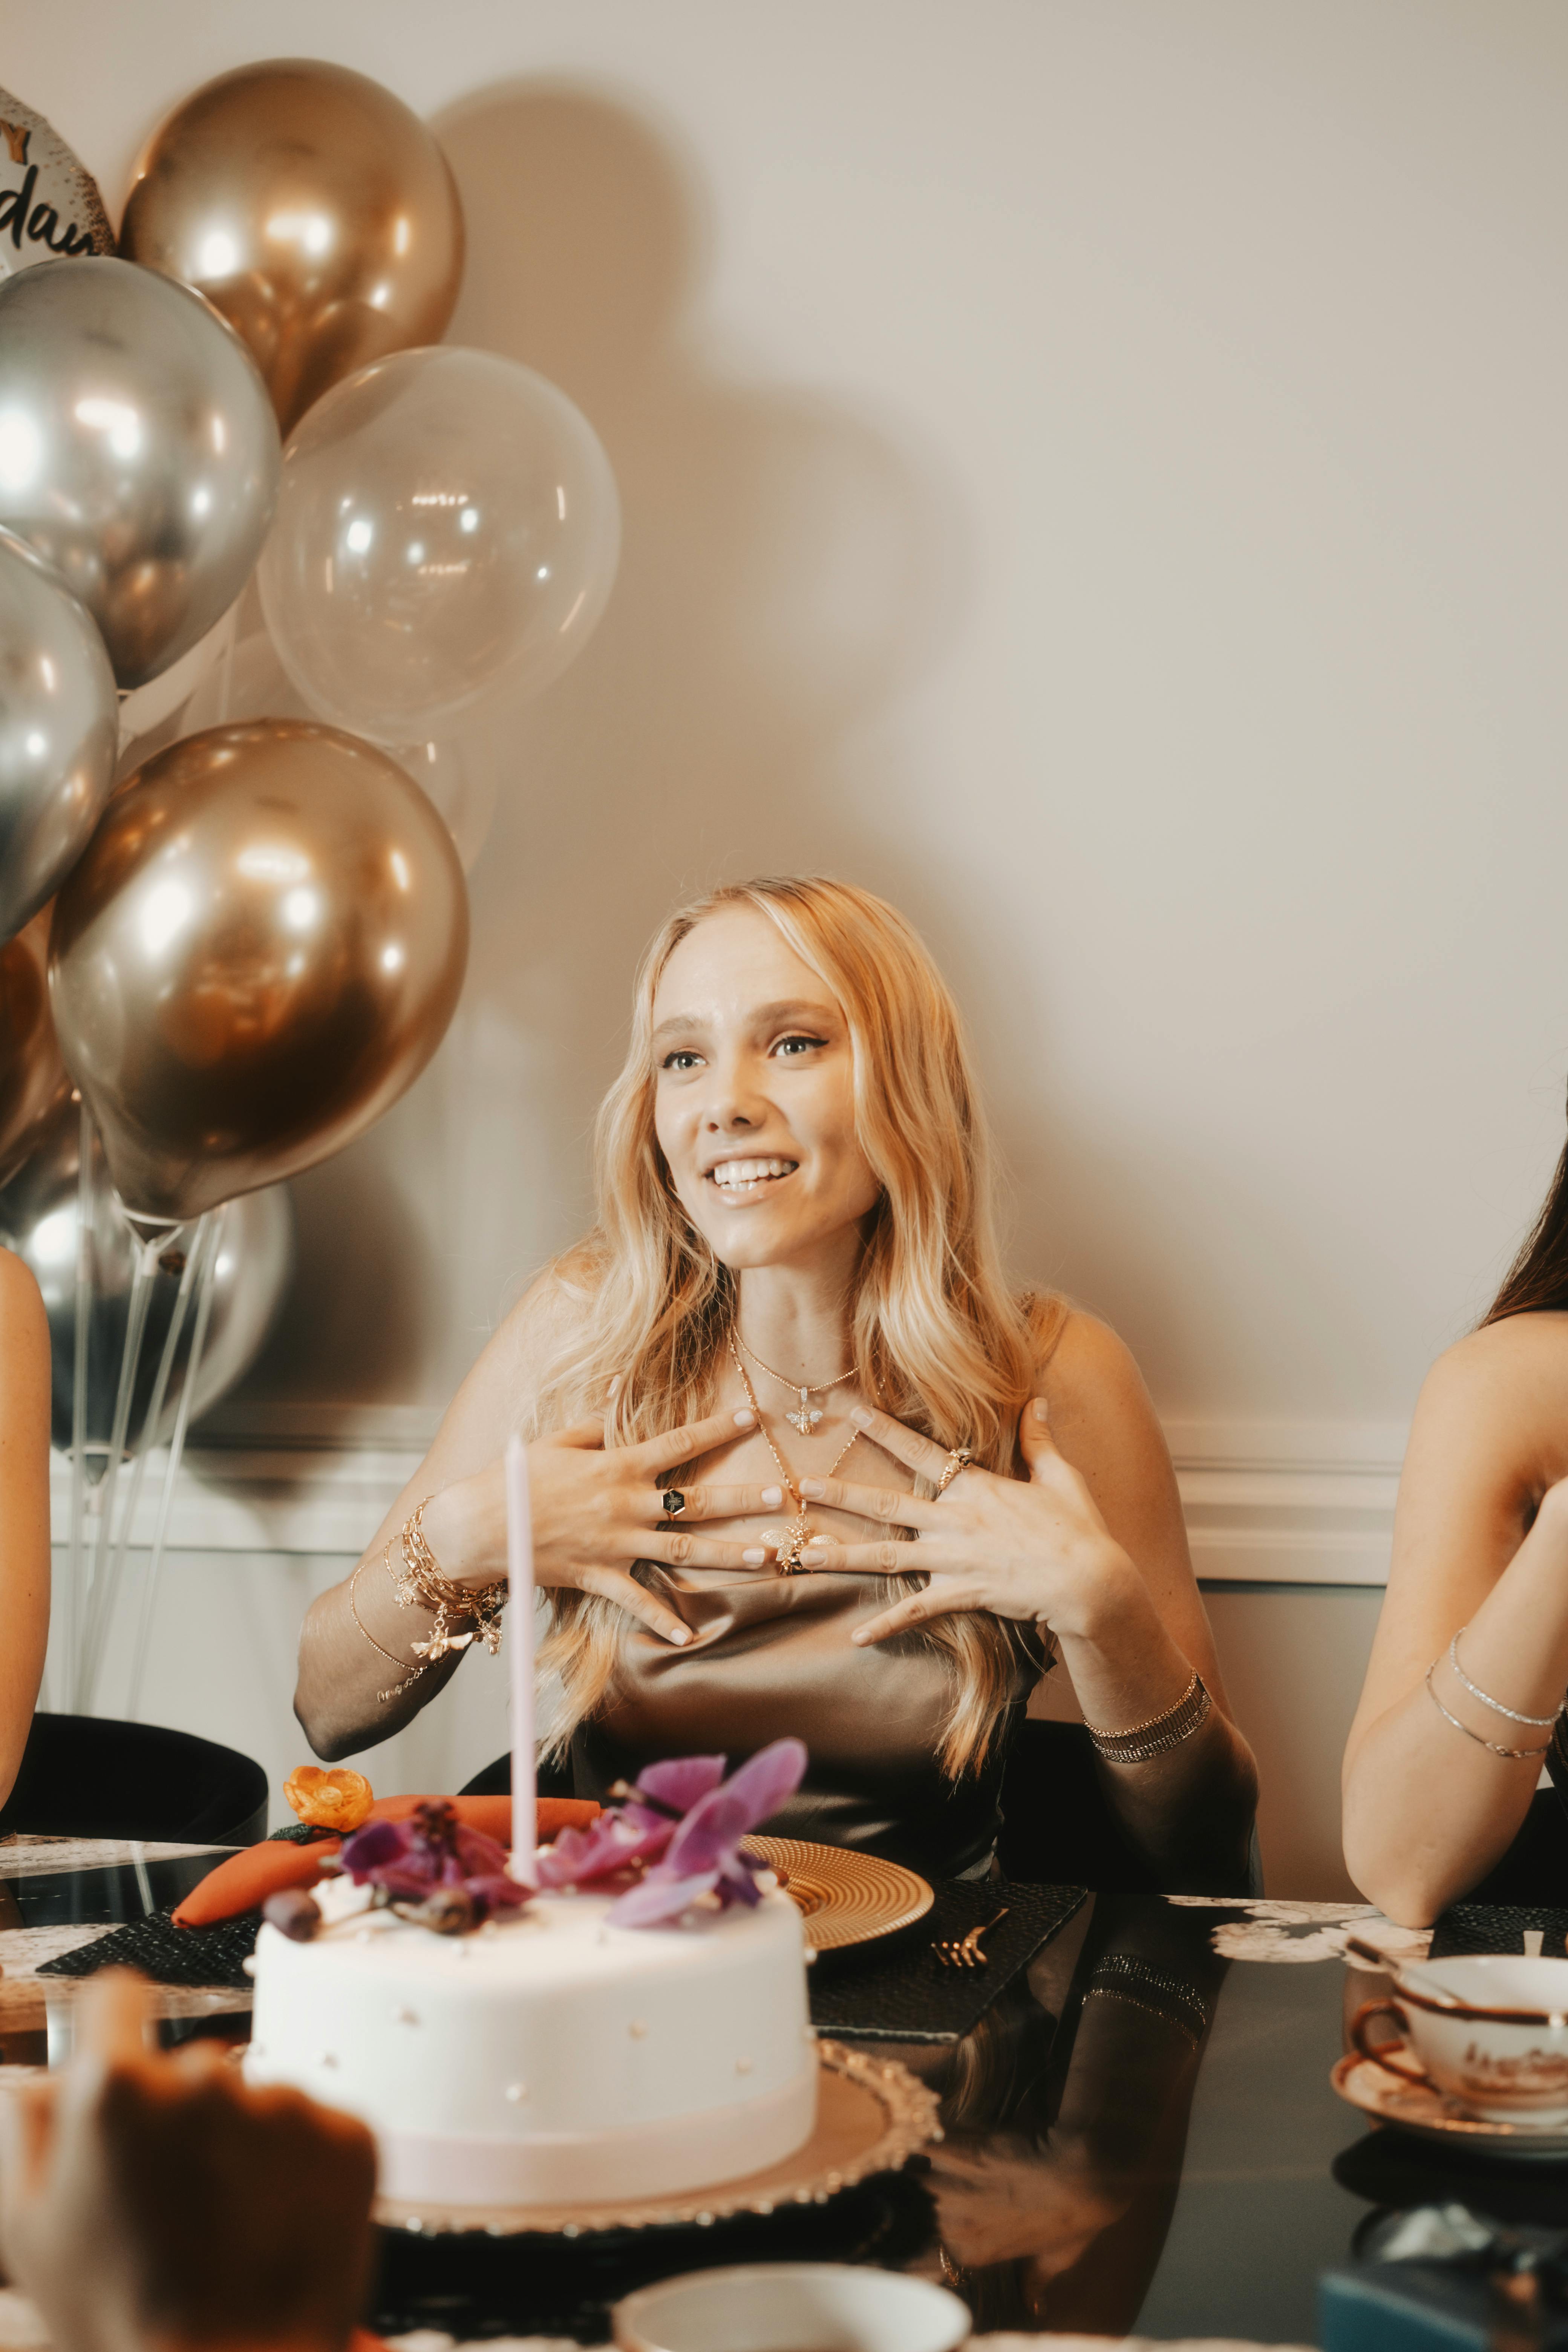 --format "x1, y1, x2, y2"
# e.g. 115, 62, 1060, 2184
743, 1837, 934, 1952
374, 2039, 942, 2236
1331, 2052, 1568, 2163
